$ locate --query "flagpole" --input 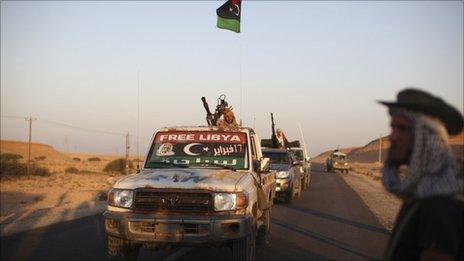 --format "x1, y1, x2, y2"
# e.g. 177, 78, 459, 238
239, 33, 242, 125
